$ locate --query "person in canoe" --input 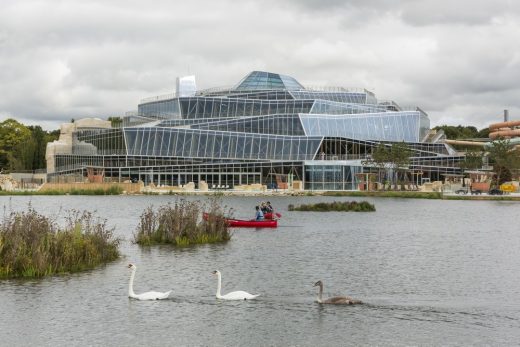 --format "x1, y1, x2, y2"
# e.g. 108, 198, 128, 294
265, 201, 274, 213
255, 206, 264, 221
260, 201, 268, 214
